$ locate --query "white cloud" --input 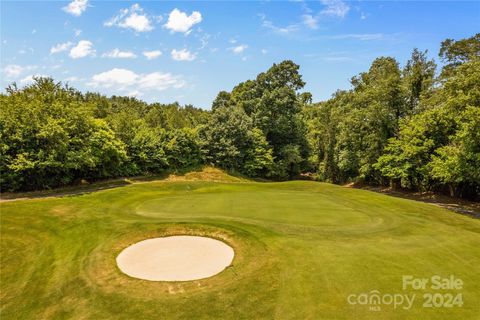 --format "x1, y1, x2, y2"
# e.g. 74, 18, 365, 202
302, 14, 318, 29
102, 48, 137, 59
259, 14, 299, 35
64, 76, 81, 82
229, 44, 248, 54
20, 74, 48, 85
50, 41, 73, 54
198, 34, 211, 50
127, 90, 142, 97
143, 50, 162, 60
3, 64, 24, 78
320, 0, 350, 18
330, 33, 383, 41
19, 47, 35, 55
164, 9, 202, 34
88, 68, 185, 95
105, 4, 154, 32
63, 0, 88, 17
2, 65, 38, 79
171, 49, 196, 61
69, 40, 95, 59
261, 49, 268, 54
137, 72, 185, 90
74, 29, 82, 37
89, 68, 138, 88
